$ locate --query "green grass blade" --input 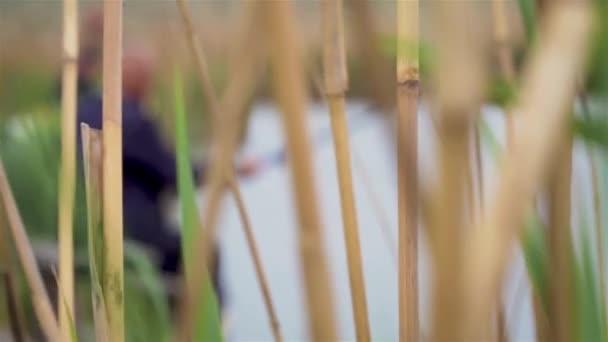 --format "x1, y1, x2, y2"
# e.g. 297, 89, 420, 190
175, 70, 223, 342
517, 0, 537, 45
